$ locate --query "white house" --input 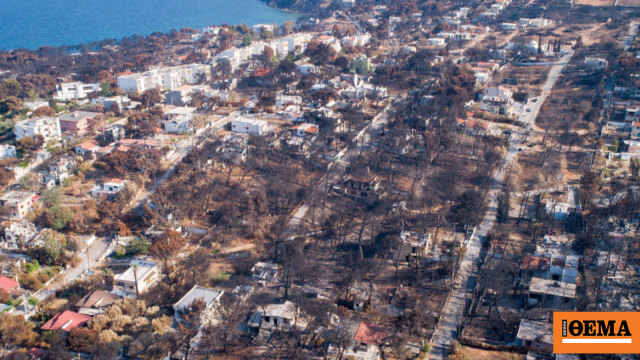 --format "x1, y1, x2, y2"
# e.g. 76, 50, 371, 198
428, 38, 447, 47
341, 34, 371, 48
91, 95, 132, 111
14, 117, 62, 142
231, 118, 268, 135
291, 123, 319, 137
114, 260, 161, 295
479, 86, 516, 116
23, 100, 50, 111
90, 178, 127, 197
55, 82, 100, 101
343, 0, 356, 8
297, 63, 318, 75
173, 285, 223, 326
0, 145, 16, 159
164, 116, 193, 133
500, 23, 518, 31
260, 301, 302, 332
275, 94, 302, 107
